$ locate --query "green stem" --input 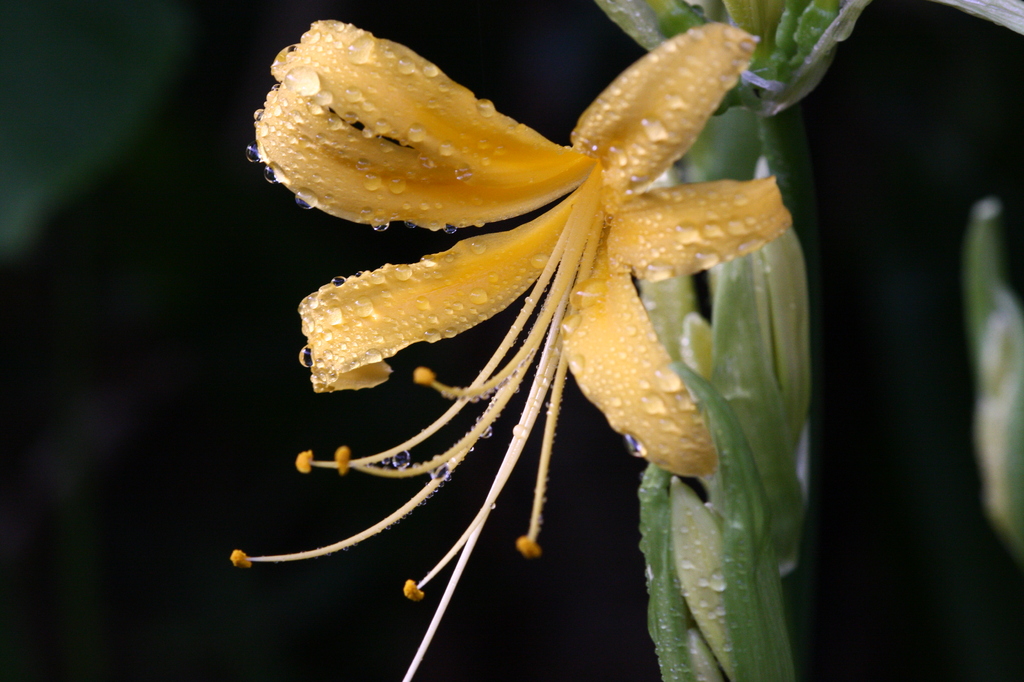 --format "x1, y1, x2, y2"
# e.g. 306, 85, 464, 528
756, 104, 821, 682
